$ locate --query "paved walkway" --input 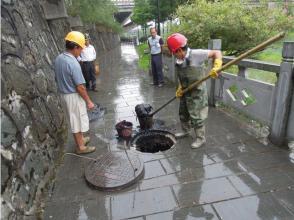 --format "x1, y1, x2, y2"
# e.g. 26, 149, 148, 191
44, 44, 294, 220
